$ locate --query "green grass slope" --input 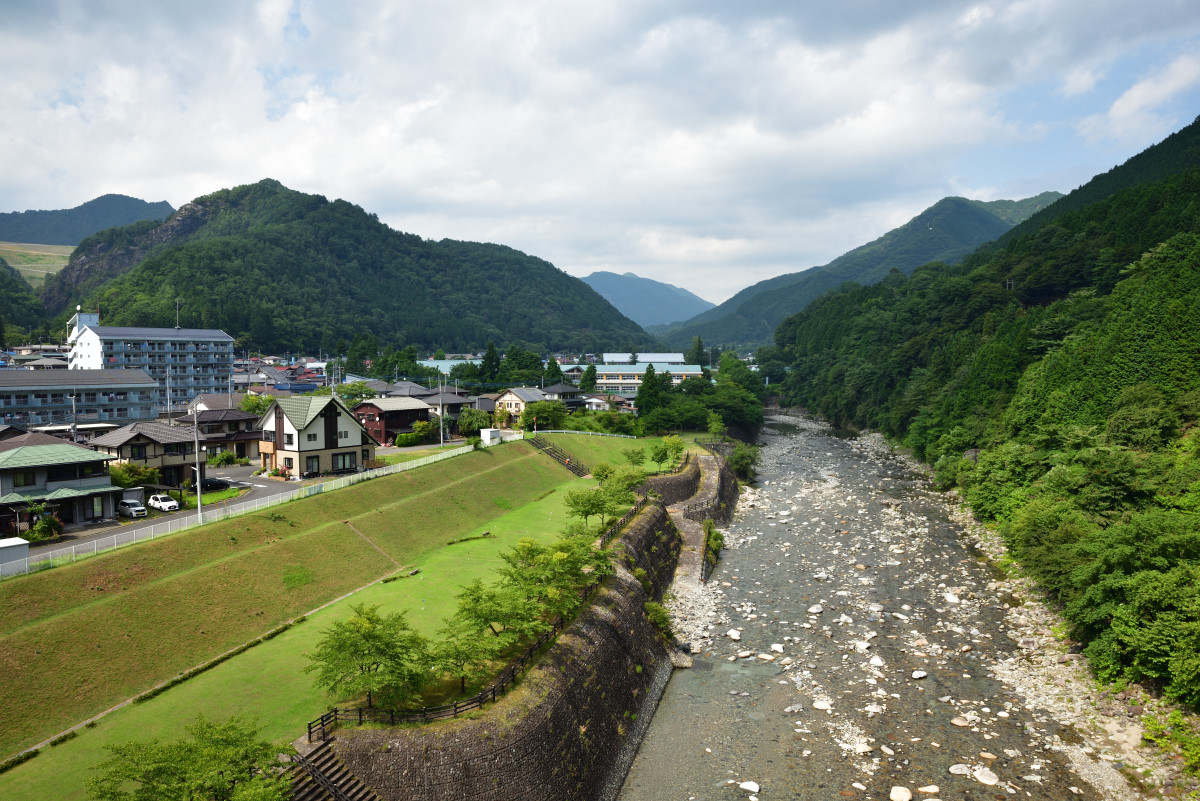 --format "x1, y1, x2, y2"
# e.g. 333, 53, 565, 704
0, 442, 573, 757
